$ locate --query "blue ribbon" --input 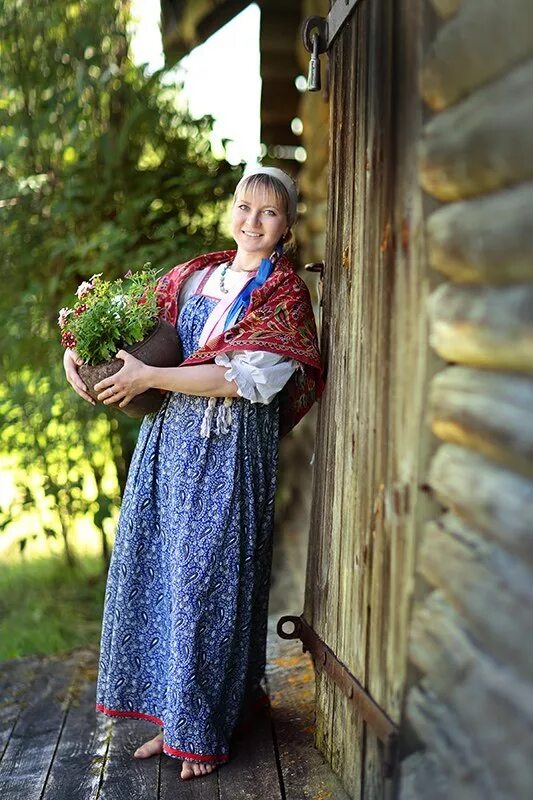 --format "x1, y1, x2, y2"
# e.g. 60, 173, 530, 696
223, 243, 283, 331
